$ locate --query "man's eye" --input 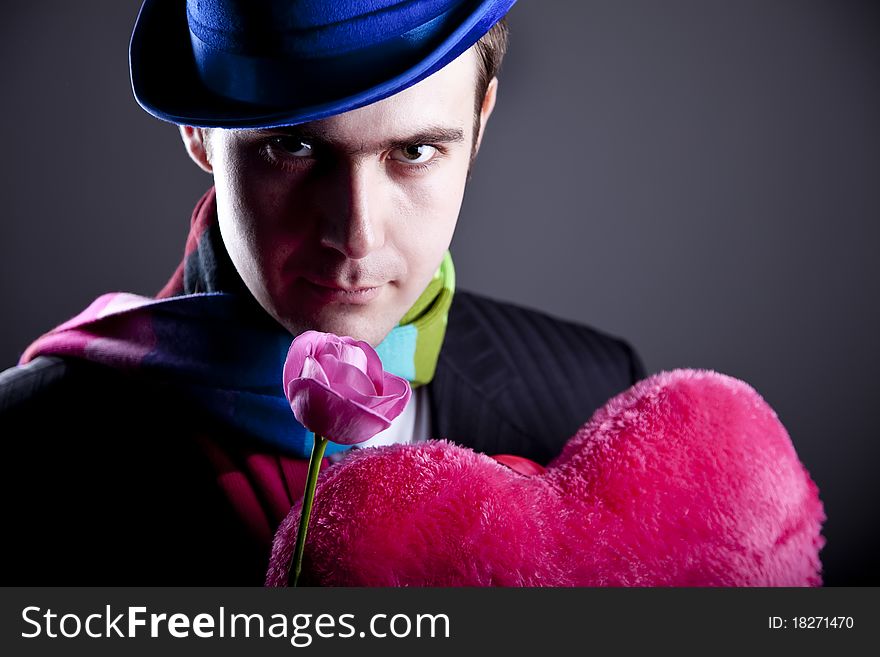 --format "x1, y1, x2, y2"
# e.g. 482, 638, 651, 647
270, 137, 313, 157
390, 144, 438, 165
